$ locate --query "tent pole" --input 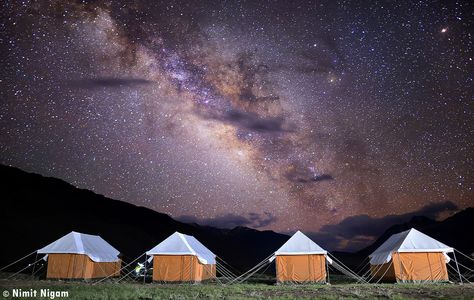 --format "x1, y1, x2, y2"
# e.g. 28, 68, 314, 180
31, 252, 38, 278
143, 254, 147, 284
453, 251, 463, 284
326, 257, 330, 284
